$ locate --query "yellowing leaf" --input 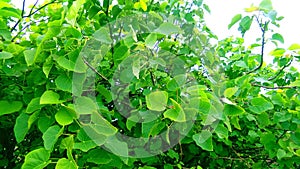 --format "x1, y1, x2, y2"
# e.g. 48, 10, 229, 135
288, 43, 300, 50
140, 0, 147, 11
245, 6, 259, 12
